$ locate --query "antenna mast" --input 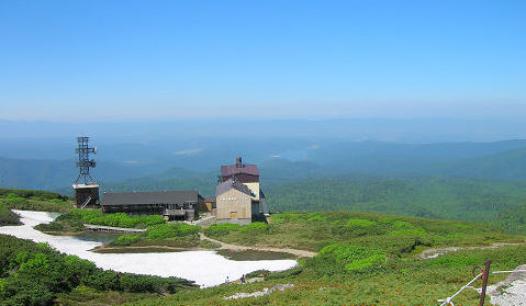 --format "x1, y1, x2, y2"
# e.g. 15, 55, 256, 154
75, 136, 97, 184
